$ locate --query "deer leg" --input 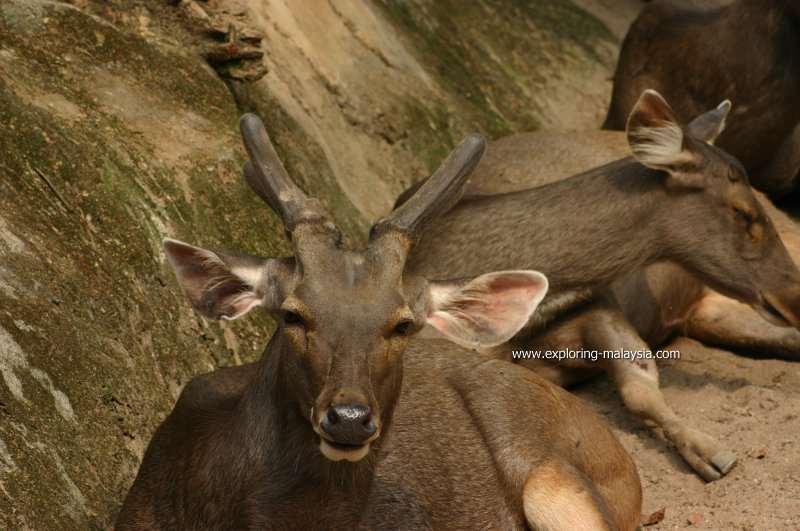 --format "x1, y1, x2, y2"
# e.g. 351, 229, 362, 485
604, 353, 736, 481
510, 312, 603, 388
575, 303, 737, 481
522, 459, 614, 531
687, 290, 800, 360
514, 298, 736, 481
